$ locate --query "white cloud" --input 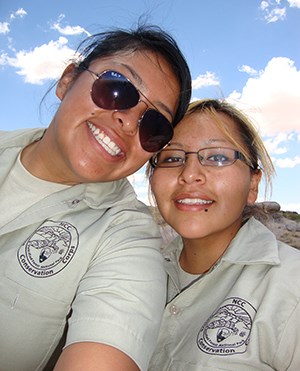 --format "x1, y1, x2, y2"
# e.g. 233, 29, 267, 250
266, 6, 286, 22
128, 167, 152, 205
3, 37, 76, 84
264, 133, 289, 154
11, 8, 27, 19
0, 8, 27, 34
261, 1, 269, 10
192, 72, 219, 90
127, 172, 147, 185
227, 57, 300, 135
274, 155, 300, 168
50, 14, 90, 36
239, 65, 258, 76
260, 1, 286, 22
52, 23, 89, 36
0, 22, 9, 34
287, 0, 300, 7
